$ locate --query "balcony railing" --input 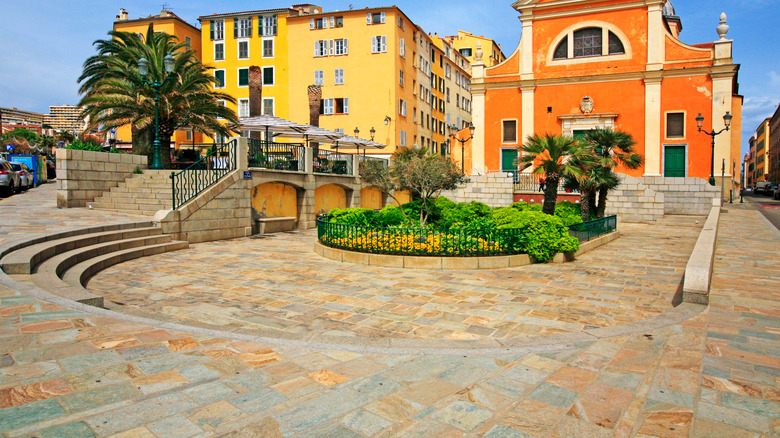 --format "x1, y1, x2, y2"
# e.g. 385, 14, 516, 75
248, 138, 306, 172
568, 215, 617, 242
171, 140, 236, 210
315, 150, 353, 175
